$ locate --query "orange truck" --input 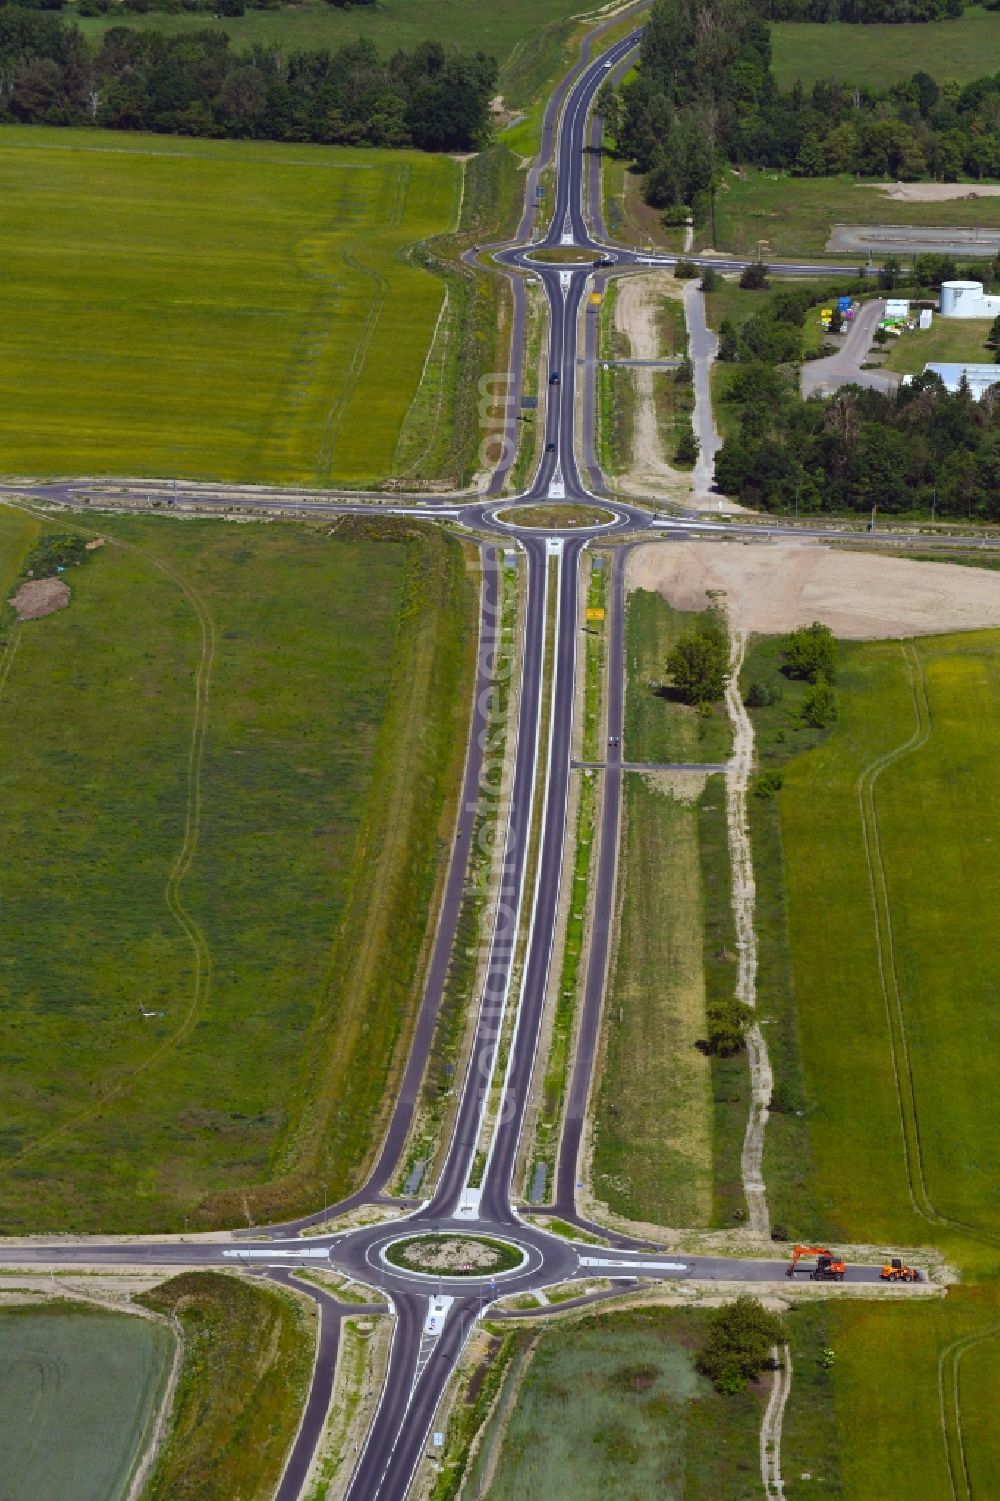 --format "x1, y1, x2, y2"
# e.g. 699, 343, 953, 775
784, 1244, 847, 1281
